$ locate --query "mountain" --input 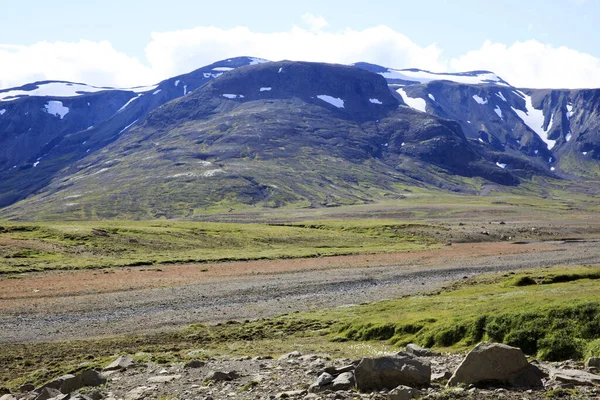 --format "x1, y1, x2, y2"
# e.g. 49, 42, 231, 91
1, 61, 518, 220
354, 63, 600, 178
1, 57, 599, 220
0, 57, 268, 207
